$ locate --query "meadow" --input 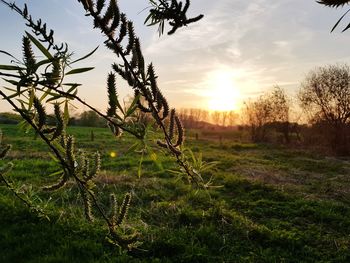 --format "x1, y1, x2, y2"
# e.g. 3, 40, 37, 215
0, 124, 350, 262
